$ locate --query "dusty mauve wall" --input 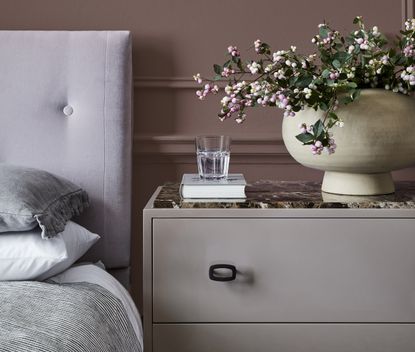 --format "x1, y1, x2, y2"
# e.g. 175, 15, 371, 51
1, 0, 414, 310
